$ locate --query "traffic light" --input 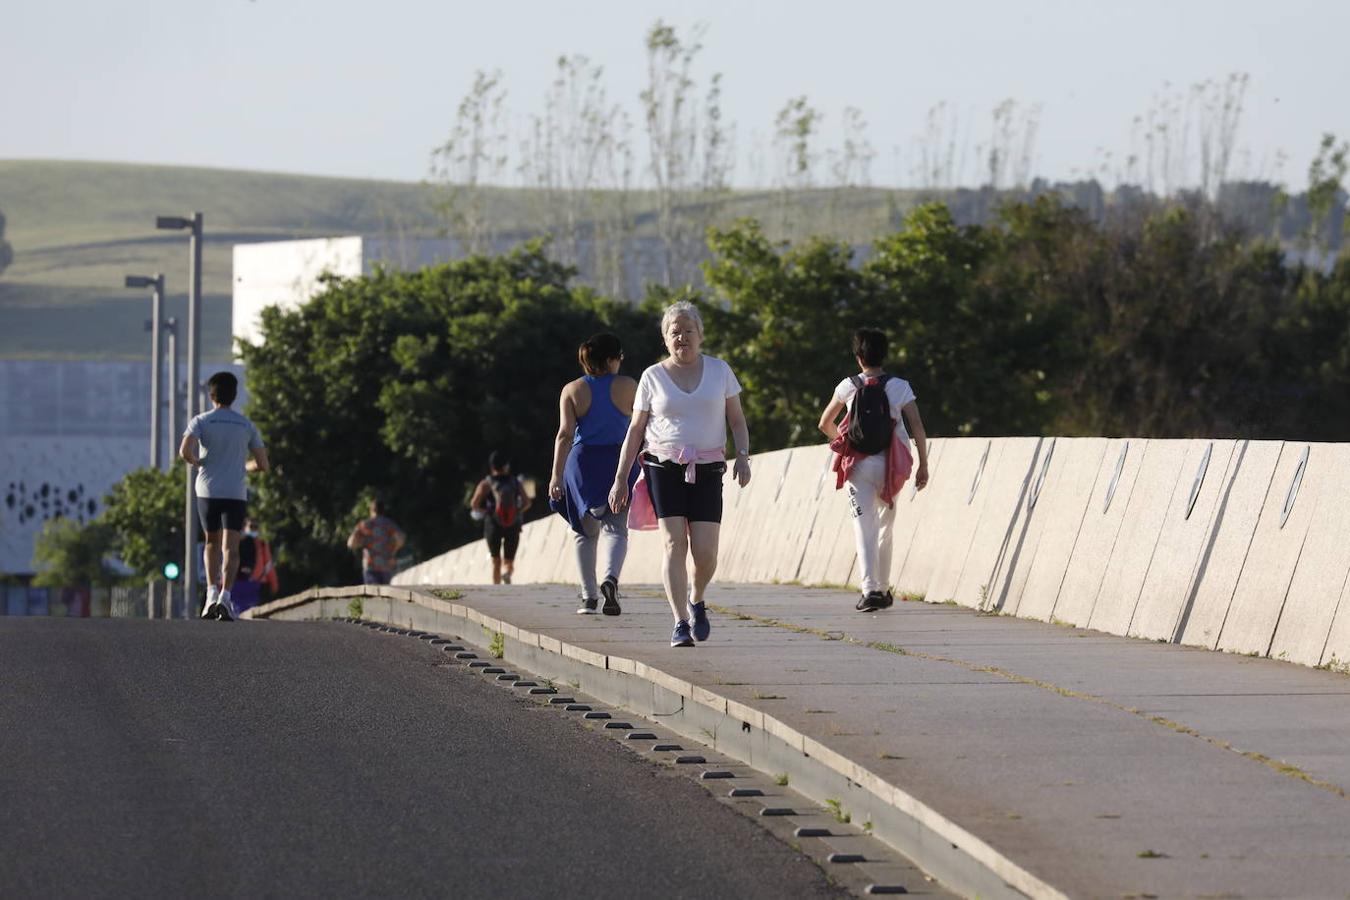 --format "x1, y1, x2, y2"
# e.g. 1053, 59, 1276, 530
163, 561, 181, 581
